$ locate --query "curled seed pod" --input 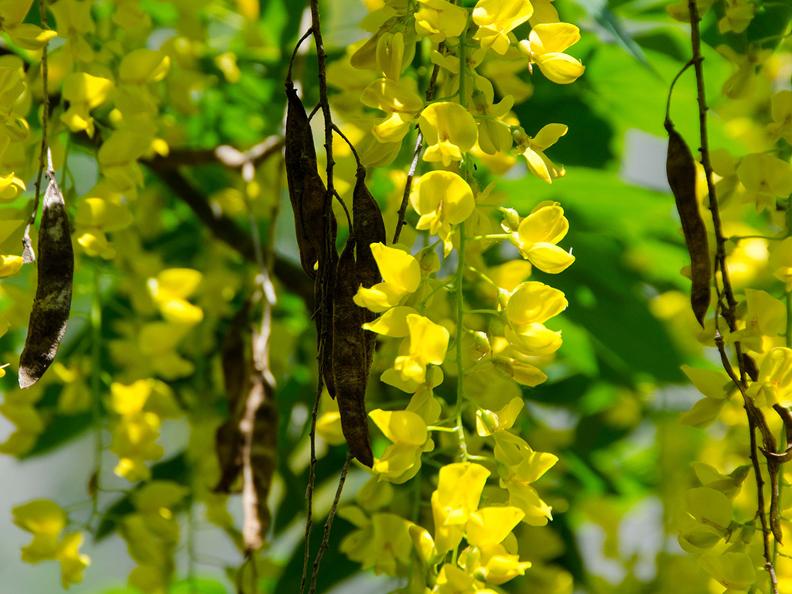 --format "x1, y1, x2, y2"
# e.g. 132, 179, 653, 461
19, 171, 74, 388
332, 238, 373, 467
665, 118, 711, 327
285, 81, 327, 278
